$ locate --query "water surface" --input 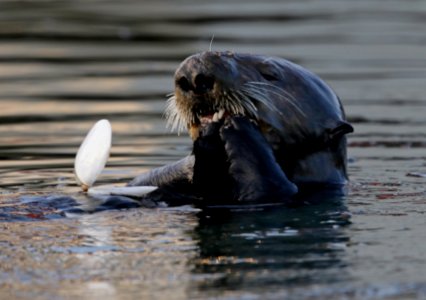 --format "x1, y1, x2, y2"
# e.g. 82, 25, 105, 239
1, 0, 426, 299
